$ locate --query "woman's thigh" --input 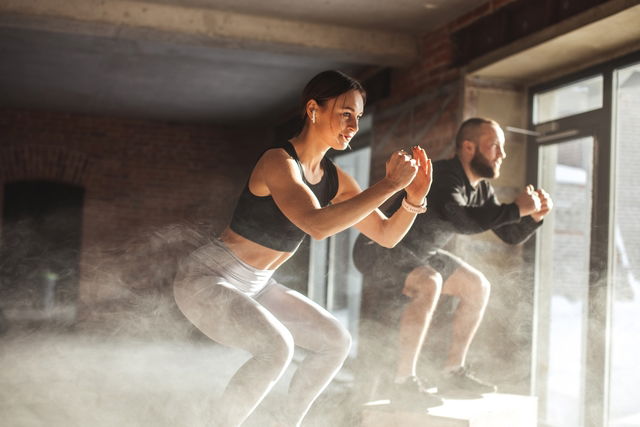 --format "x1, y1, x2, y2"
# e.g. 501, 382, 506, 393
255, 281, 350, 352
174, 275, 292, 354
